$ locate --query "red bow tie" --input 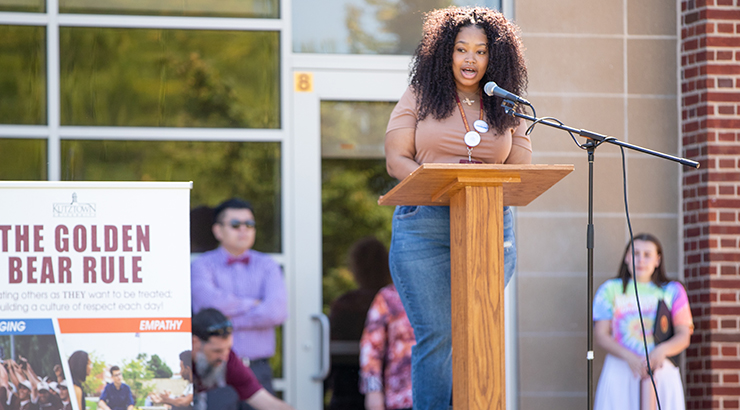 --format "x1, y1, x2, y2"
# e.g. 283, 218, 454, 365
227, 256, 250, 265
